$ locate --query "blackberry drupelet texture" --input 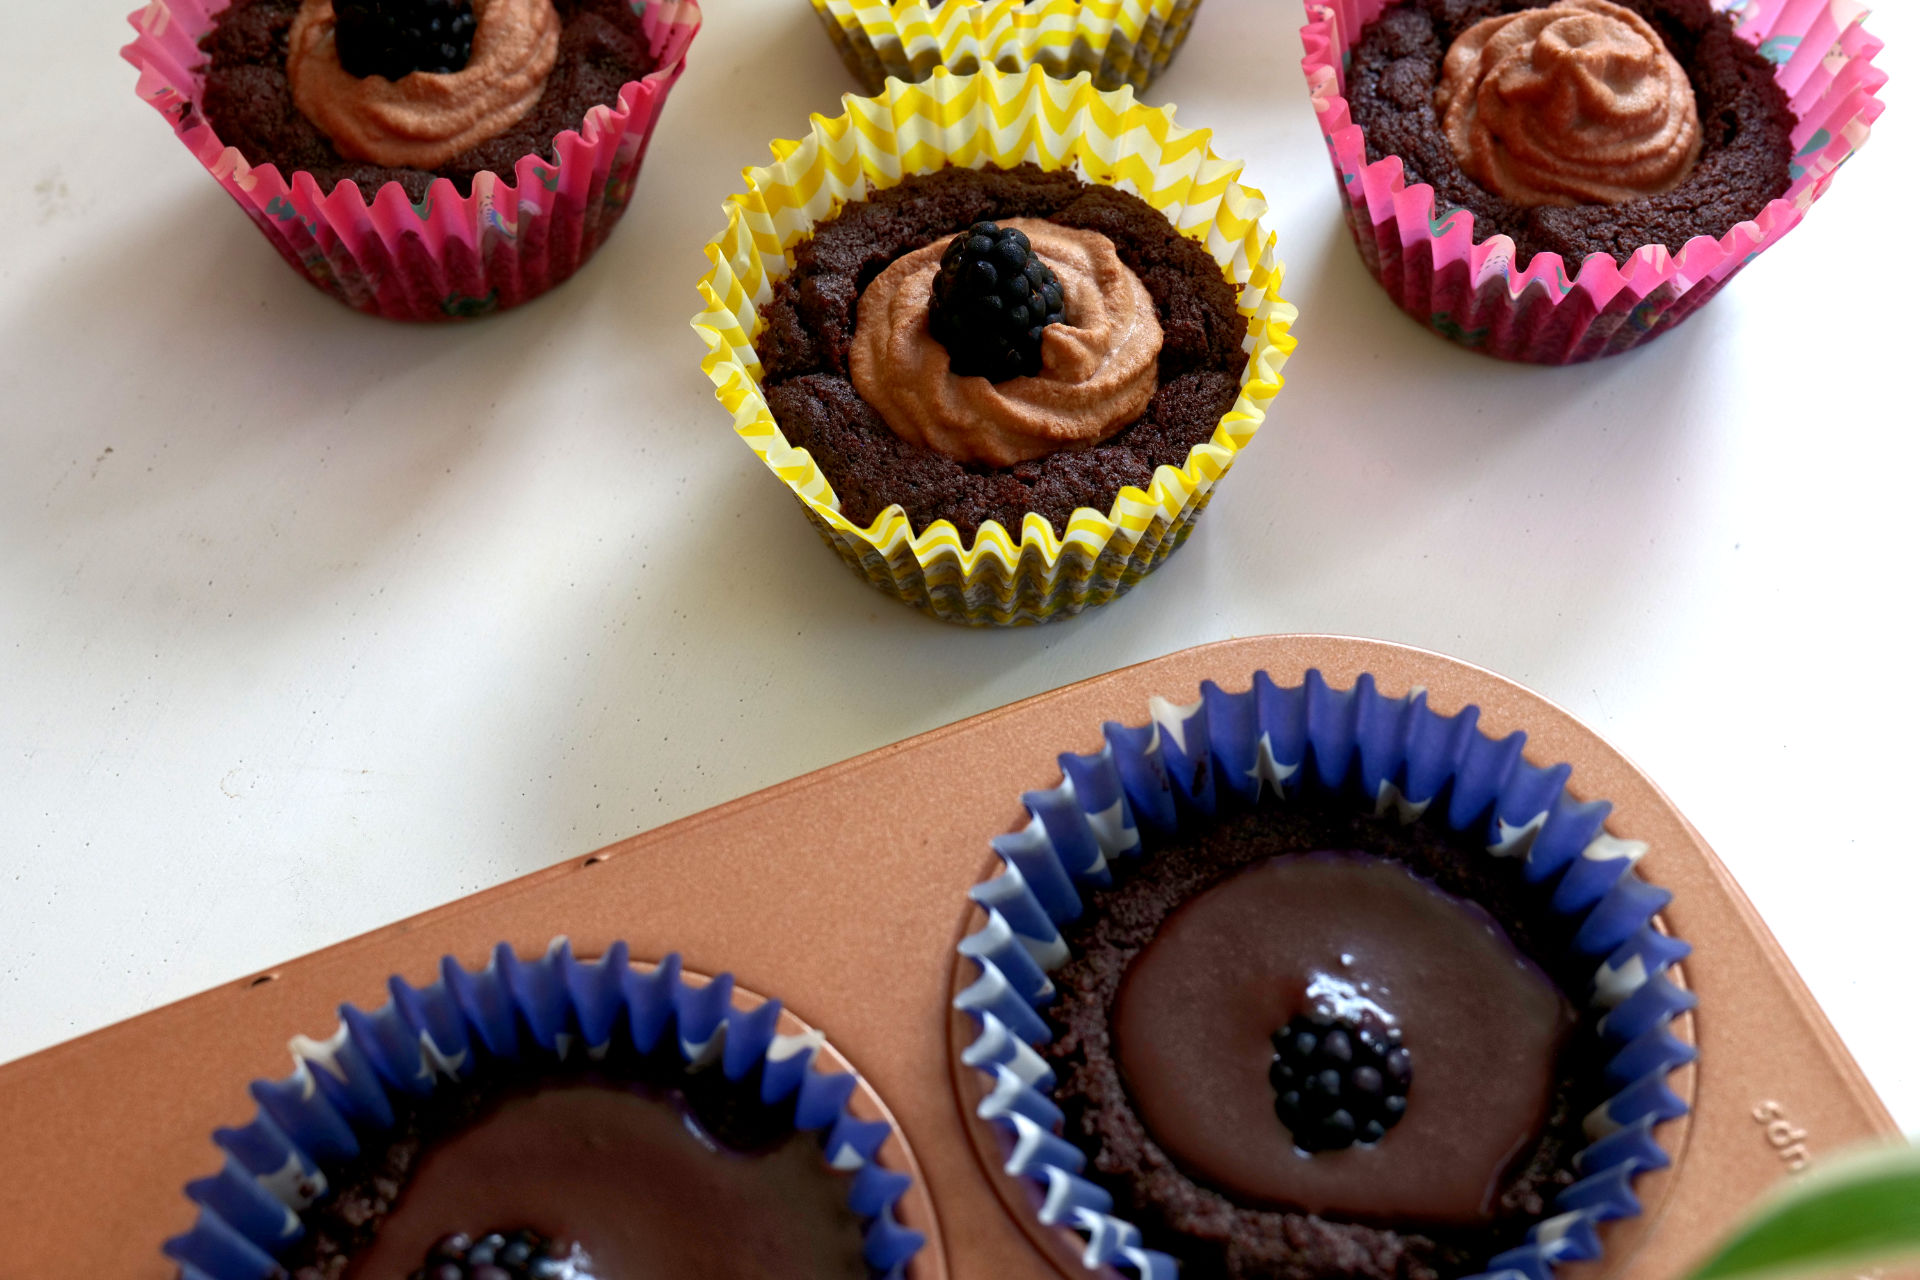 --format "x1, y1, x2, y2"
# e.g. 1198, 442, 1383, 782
929, 222, 1068, 381
334, 0, 478, 79
1270, 1012, 1413, 1153
410, 1229, 590, 1280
